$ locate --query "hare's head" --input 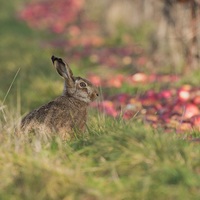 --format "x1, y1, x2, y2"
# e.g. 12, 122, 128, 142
51, 56, 99, 103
